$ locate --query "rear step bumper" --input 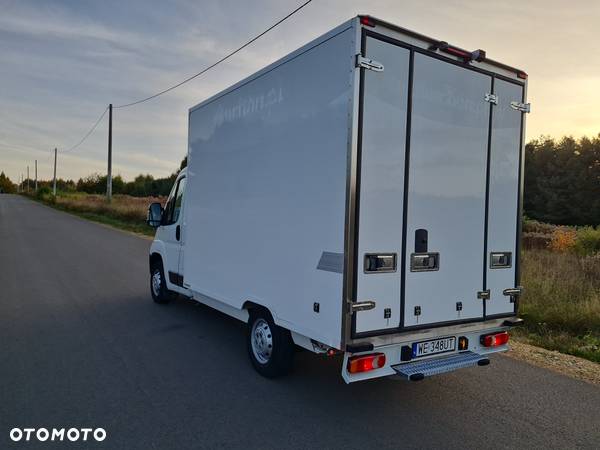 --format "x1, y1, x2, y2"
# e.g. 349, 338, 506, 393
392, 351, 490, 381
